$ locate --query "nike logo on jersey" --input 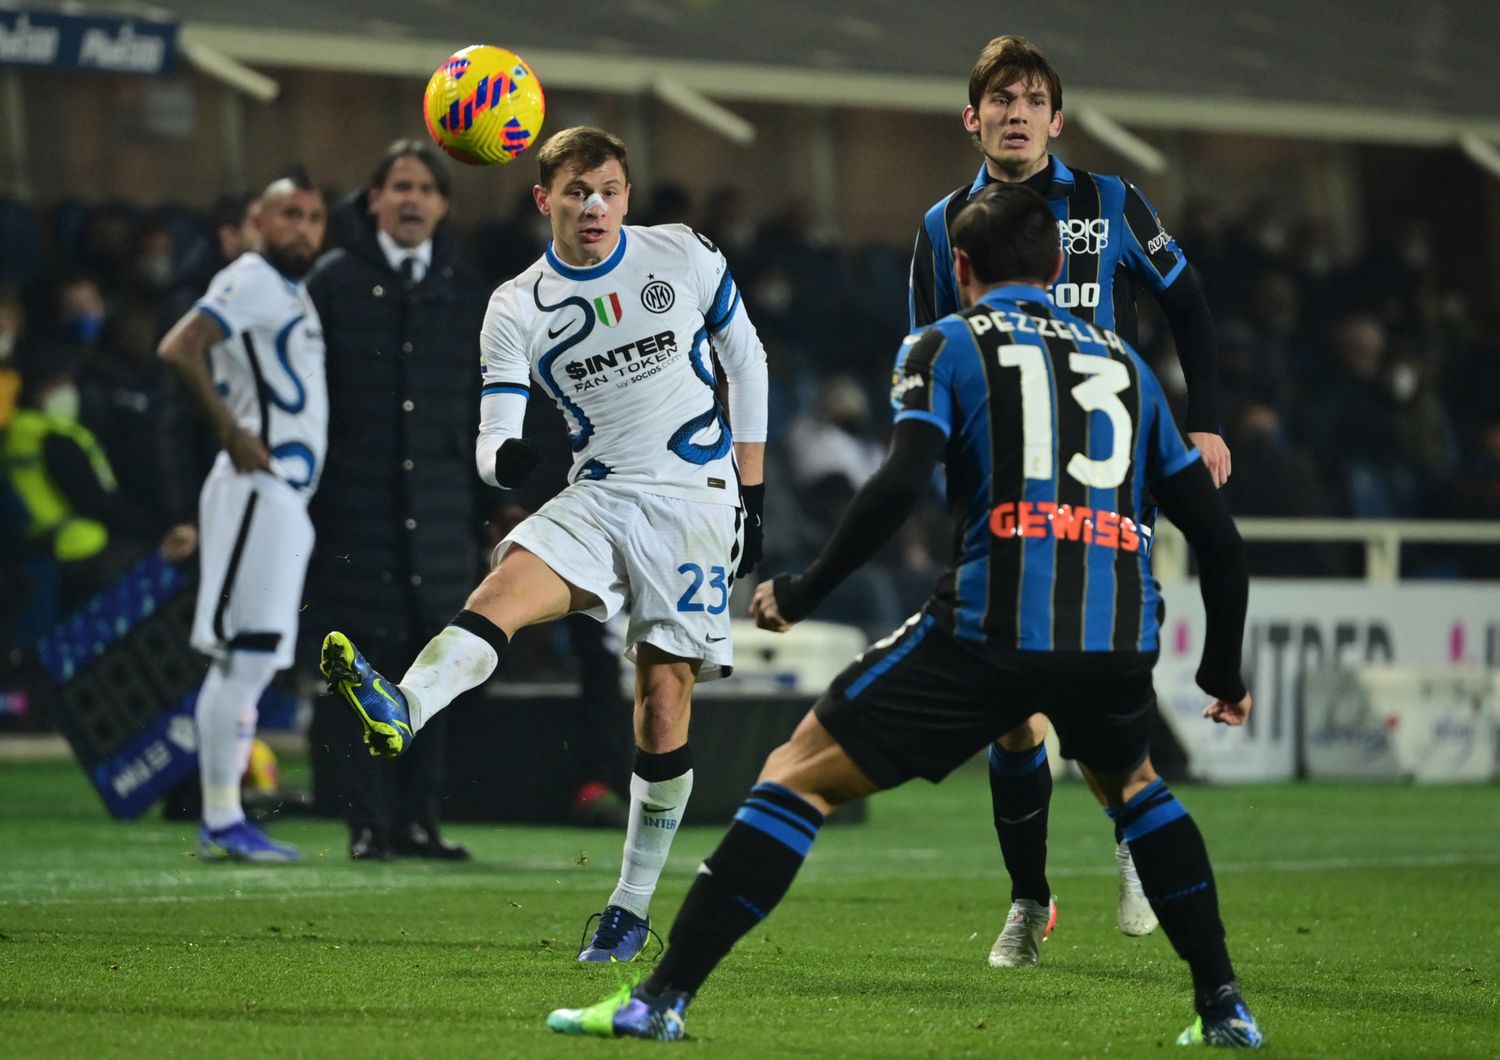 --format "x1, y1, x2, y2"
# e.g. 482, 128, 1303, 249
706, 635, 727, 643
547, 321, 573, 339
